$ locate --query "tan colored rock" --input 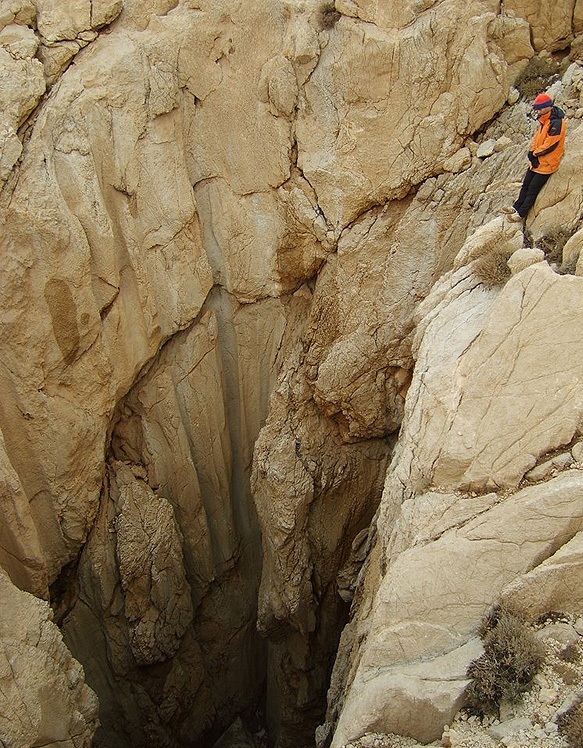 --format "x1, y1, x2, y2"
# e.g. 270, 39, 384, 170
577, 0, 583, 33
297, 3, 516, 227
331, 471, 583, 746
302, 182, 525, 445
507, 246, 545, 274
37, 39, 81, 84
524, 451, 574, 482
536, 622, 579, 647
35, 0, 122, 42
252, 336, 390, 741
259, 54, 299, 117
333, 640, 482, 746
305, 204, 436, 441
378, 471, 583, 668
562, 61, 583, 110
92, 0, 124, 29
562, 228, 583, 273
253, 354, 390, 634
61, 294, 309, 746
388, 490, 499, 557
453, 215, 523, 270
495, 135, 513, 151
477, 139, 497, 158
500, 532, 583, 619
0, 41, 45, 128
487, 717, 532, 743
0, 568, 98, 747
406, 262, 583, 492
487, 14, 533, 80
505, 0, 576, 52
443, 147, 472, 173
0, 431, 46, 596
0, 2, 582, 747
0, 122, 22, 181
0, 13, 221, 582
117, 0, 180, 32
335, 0, 439, 30
573, 440, 583, 462
0, 0, 36, 30
0, 22, 38, 57
325, 185, 583, 744
112, 462, 194, 666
